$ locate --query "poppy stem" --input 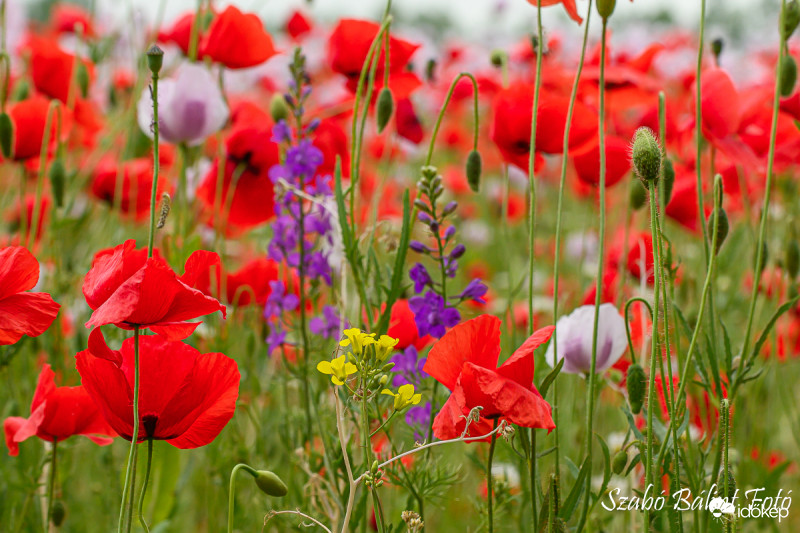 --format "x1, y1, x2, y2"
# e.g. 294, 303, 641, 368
487, 418, 499, 533
227, 463, 259, 533
695, 0, 710, 266
18, 167, 27, 249
137, 438, 154, 533
30, 100, 58, 250
117, 327, 141, 533
44, 438, 57, 533
147, 63, 160, 259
